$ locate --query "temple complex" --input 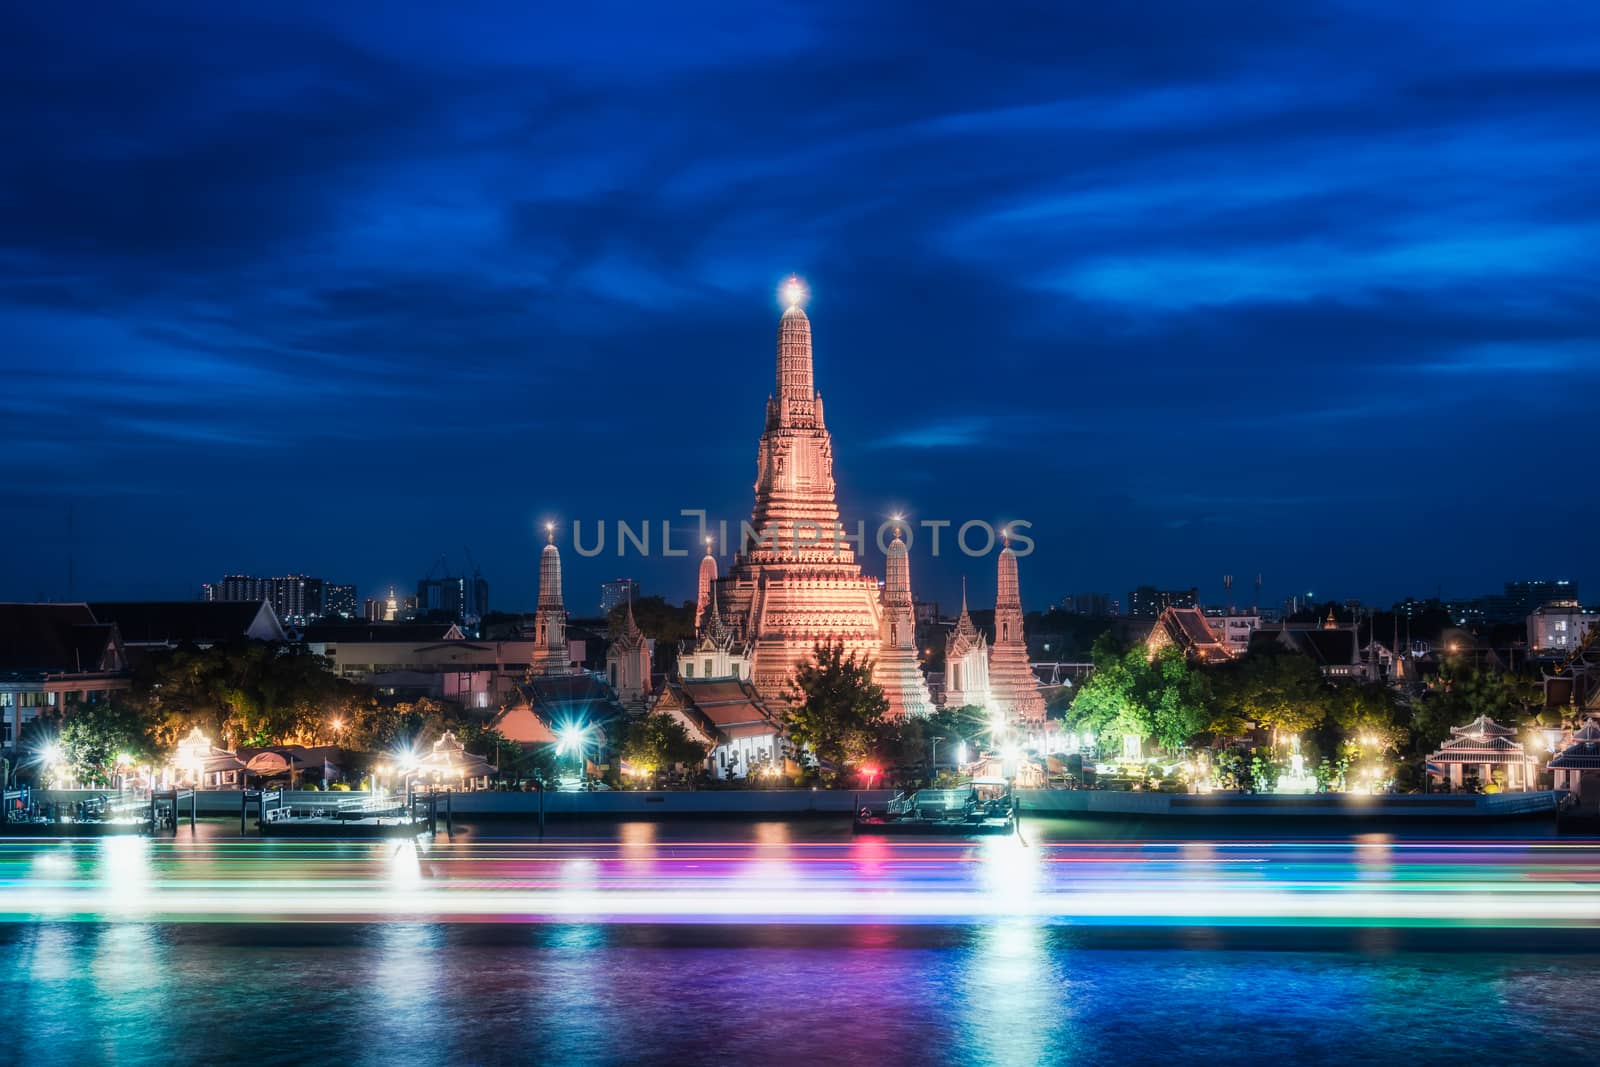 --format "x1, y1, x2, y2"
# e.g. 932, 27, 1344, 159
707, 279, 892, 704
526, 525, 572, 676
668, 278, 1048, 721
986, 537, 1048, 723
876, 523, 935, 719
